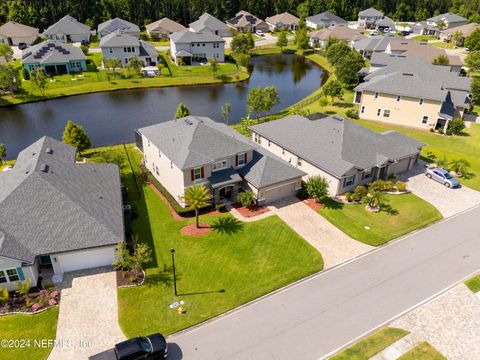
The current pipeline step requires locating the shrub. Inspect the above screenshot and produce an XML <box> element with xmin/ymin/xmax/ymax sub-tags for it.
<box><xmin>22</xmin><ymin>67</ymin><xmax>30</xmax><ymax>80</ymax></box>
<box><xmin>387</xmin><ymin>173</ymin><xmax>397</xmax><ymax>180</ymax></box>
<box><xmin>304</xmin><ymin>175</ymin><xmax>329</xmax><ymax>202</ymax></box>
<box><xmin>363</xmin><ymin>190</ymin><xmax>389</xmax><ymax>210</ymax></box>
<box><xmin>448</xmin><ymin>118</ymin><xmax>466</xmax><ymax>135</ymax></box>
<box><xmin>396</xmin><ymin>181</ymin><xmax>407</xmax><ymax>192</ymax></box>
<box><xmin>50</xmin><ymin>289</ymin><xmax>60</xmax><ymax>298</ymax></box>
<box><xmin>352</xmin><ymin>185</ymin><xmax>367</xmax><ymax>202</ymax></box>
<box><xmin>31</xmin><ymin>303</ymin><xmax>40</xmax><ymax>312</ymax></box>
<box><xmin>113</xmin><ymin>242</ymin><xmax>132</xmax><ymax>271</ymax></box>
<box><xmin>436</xmin><ymin>155</ymin><xmax>449</xmax><ymax>169</ymax></box>
<box><xmin>438</xmin><ymin>128</ymin><xmax>444</xmax><ymax>135</ymax></box>
<box><xmin>48</xmin><ymin>299</ymin><xmax>57</xmax><ymax>306</ymax></box>
<box><xmin>446</xmin><ymin>128</ymin><xmax>453</xmax><ymax>136</ymax></box>
<box><xmin>236</xmin><ymin>190</ymin><xmax>256</xmax><ymax>207</ymax></box>
<box><xmin>344</xmin><ymin>192</ymin><xmax>353</xmax><ymax>202</ymax></box>
<box><xmin>346</xmin><ymin>109</ymin><xmax>359</xmax><ymax>119</ymax></box>
<box><xmin>369</xmin><ymin>180</ymin><xmax>385</xmax><ymax>192</ymax></box>
<box><xmin>297</xmin><ymin>182</ymin><xmax>309</xmax><ymax>199</ymax></box>
<box><xmin>384</xmin><ymin>181</ymin><xmax>393</xmax><ymax>191</ymax></box>
<box><xmin>0</xmin><ymin>287</ymin><xmax>8</xmax><ymax>305</ymax></box>
<box><xmin>449</xmin><ymin>158</ymin><xmax>471</xmax><ymax>175</ymax></box>
<box><xmin>80</xmin><ymin>44</ymin><xmax>89</xmax><ymax>55</ymax></box>
<box><xmin>215</xmin><ymin>203</ymin><xmax>226</xmax><ymax>212</ymax></box>
<box><xmin>429</xmin><ymin>127</ymin><xmax>435</xmax><ymax>132</ymax></box>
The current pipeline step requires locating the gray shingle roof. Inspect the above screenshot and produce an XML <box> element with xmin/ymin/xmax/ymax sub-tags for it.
<box><xmin>306</xmin><ymin>11</ymin><xmax>347</xmax><ymax>26</ymax></box>
<box><xmin>145</xmin><ymin>17</ymin><xmax>186</xmax><ymax>34</ymax></box>
<box><xmin>358</xmin><ymin>7</ymin><xmax>384</xmax><ymax>17</ymax></box>
<box><xmin>189</xmin><ymin>13</ymin><xmax>230</xmax><ymax>33</ymax></box>
<box><xmin>137</xmin><ymin>117</ymin><xmax>304</xmax><ymax>188</ymax></box>
<box><xmin>43</xmin><ymin>15</ymin><xmax>90</xmax><ymax>36</ymax></box>
<box><xmin>100</xmin><ymin>30</ymin><xmax>139</xmax><ymax>47</ymax></box>
<box><xmin>249</xmin><ymin>115</ymin><xmax>422</xmax><ymax>178</ymax></box>
<box><xmin>0</xmin><ymin>137</ymin><xmax>124</xmax><ymax>263</ymax></box>
<box><xmin>98</xmin><ymin>18</ymin><xmax>140</xmax><ymax>36</ymax></box>
<box><xmin>227</xmin><ymin>11</ymin><xmax>266</xmax><ymax>28</ymax></box>
<box><xmin>428</xmin><ymin>12</ymin><xmax>467</xmax><ymax>23</ymax></box>
<box><xmin>265</xmin><ymin>12</ymin><xmax>299</xmax><ymax>26</ymax></box>
<box><xmin>22</xmin><ymin>40</ymin><xmax>85</xmax><ymax>65</ymax></box>
<box><xmin>0</xmin><ymin>21</ymin><xmax>38</xmax><ymax>37</ymax></box>
<box><xmin>353</xmin><ymin>34</ymin><xmax>399</xmax><ymax>52</ymax></box>
<box><xmin>170</xmin><ymin>29</ymin><xmax>224</xmax><ymax>43</ymax></box>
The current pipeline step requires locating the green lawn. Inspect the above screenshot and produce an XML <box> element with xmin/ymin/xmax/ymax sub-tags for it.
<box><xmin>330</xmin><ymin>327</ymin><xmax>409</xmax><ymax>359</ymax></box>
<box><xmin>83</xmin><ymin>145</ymin><xmax>323</xmax><ymax>337</ymax></box>
<box><xmin>0</xmin><ymin>307</ymin><xmax>59</xmax><ymax>360</ymax></box>
<box><xmin>412</xmin><ymin>35</ymin><xmax>438</xmax><ymax>41</ymax></box>
<box><xmin>431</xmin><ymin>41</ymin><xmax>455</xmax><ymax>49</ymax></box>
<box><xmin>465</xmin><ymin>274</ymin><xmax>480</xmax><ymax>293</ymax></box>
<box><xmin>354</xmin><ymin>119</ymin><xmax>480</xmax><ymax>191</ymax></box>
<box><xmin>398</xmin><ymin>342</ymin><xmax>446</xmax><ymax>360</ymax></box>
<box><xmin>319</xmin><ymin>194</ymin><xmax>442</xmax><ymax>246</ymax></box>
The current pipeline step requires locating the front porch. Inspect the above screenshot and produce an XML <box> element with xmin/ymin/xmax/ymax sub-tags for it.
<box><xmin>208</xmin><ymin>167</ymin><xmax>243</xmax><ymax>204</ymax></box>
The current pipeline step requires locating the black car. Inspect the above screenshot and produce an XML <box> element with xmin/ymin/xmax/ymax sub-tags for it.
<box><xmin>89</xmin><ymin>333</ymin><xmax>168</xmax><ymax>360</ymax></box>
<box><xmin>18</xmin><ymin>42</ymin><xmax>27</xmax><ymax>50</ymax></box>
<box><xmin>81</xmin><ymin>39</ymin><xmax>90</xmax><ymax>46</ymax></box>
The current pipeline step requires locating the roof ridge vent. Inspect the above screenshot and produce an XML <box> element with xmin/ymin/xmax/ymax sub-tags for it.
<box><xmin>39</xmin><ymin>163</ymin><xmax>49</xmax><ymax>173</ymax></box>
<box><xmin>45</xmin><ymin>148</ymin><xmax>53</xmax><ymax>154</ymax></box>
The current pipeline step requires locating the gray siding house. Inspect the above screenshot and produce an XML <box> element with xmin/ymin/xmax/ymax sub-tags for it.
<box><xmin>306</xmin><ymin>11</ymin><xmax>347</xmax><ymax>30</ymax></box>
<box><xmin>189</xmin><ymin>13</ymin><xmax>231</xmax><ymax>37</ymax></box>
<box><xmin>357</xmin><ymin>7</ymin><xmax>384</xmax><ymax>29</ymax></box>
<box><xmin>100</xmin><ymin>31</ymin><xmax>157</xmax><ymax>66</ymax></box>
<box><xmin>43</xmin><ymin>15</ymin><xmax>90</xmax><ymax>43</ymax></box>
<box><xmin>98</xmin><ymin>18</ymin><xmax>140</xmax><ymax>38</ymax></box>
<box><xmin>170</xmin><ymin>30</ymin><xmax>225</xmax><ymax>64</ymax></box>
<box><xmin>0</xmin><ymin>137</ymin><xmax>124</xmax><ymax>291</ymax></box>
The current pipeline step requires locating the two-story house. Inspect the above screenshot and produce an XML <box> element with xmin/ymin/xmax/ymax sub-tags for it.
<box><xmin>100</xmin><ymin>31</ymin><xmax>157</xmax><ymax>66</ymax></box>
<box><xmin>226</xmin><ymin>10</ymin><xmax>269</xmax><ymax>33</ymax></box>
<box><xmin>188</xmin><ymin>13</ymin><xmax>232</xmax><ymax>37</ymax></box>
<box><xmin>250</xmin><ymin>115</ymin><xmax>423</xmax><ymax>195</ymax></box>
<box><xmin>43</xmin><ymin>15</ymin><xmax>90</xmax><ymax>43</ymax></box>
<box><xmin>136</xmin><ymin>116</ymin><xmax>305</xmax><ymax>206</ymax></box>
<box><xmin>412</xmin><ymin>12</ymin><xmax>468</xmax><ymax>37</ymax></box>
<box><xmin>169</xmin><ymin>30</ymin><xmax>225</xmax><ymax>64</ymax></box>
<box><xmin>357</xmin><ymin>7</ymin><xmax>384</xmax><ymax>29</ymax></box>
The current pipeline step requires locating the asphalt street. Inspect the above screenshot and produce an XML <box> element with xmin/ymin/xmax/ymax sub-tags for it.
<box><xmin>168</xmin><ymin>205</ymin><xmax>480</xmax><ymax>360</ymax></box>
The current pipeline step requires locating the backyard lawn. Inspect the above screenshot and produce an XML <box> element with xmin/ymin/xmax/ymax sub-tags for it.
<box><xmin>0</xmin><ymin>307</ymin><xmax>59</xmax><ymax>360</ymax></box>
<box><xmin>83</xmin><ymin>145</ymin><xmax>324</xmax><ymax>337</ymax></box>
<box><xmin>354</xmin><ymin>119</ymin><xmax>480</xmax><ymax>191</ymax></box>
<box><xmin>319</xmin><ymin>194</ymin><xmax>442</xmax><ymax>246</ymax></box>
<box><xmin>330</xmin><ymin>327</ymin><xmax>409</xmax><ymax>360</ymax></box>
<box><xmin>398</xmin><ymin>342</ymin><xmax>446</xmax><ymax>360</ymax></box>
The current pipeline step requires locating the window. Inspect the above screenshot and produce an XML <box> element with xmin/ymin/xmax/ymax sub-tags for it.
<box><xmin>362</xmin><ymin>168</ymin><xmax>372</xmax><ymax>180</ymax></box>
<box><xmin>124</xmin><ymin>58</ymin><xmax>129</xmax><ymax>64</ymax></box>
<box><xmin>6</xmin><ymin>269</ymin><xmax>19</xmax><ymax>282</ymax></box>
<box><xmin>238</xmin><ymin>152</ymin><xmax>246</xmax><ymax>166</ymax></box>
<box><xmin>212</xmin><ymin>160</ymin><xmax>227</xmax><ymax>171</ymax></box>
<box><xmin>396</xmin><ymin>96</ymin><xmax>401</xmax><ymax>102</ymax></box>
<box><xmin>419</xmin><ymin>98</ymin><xmax>424</xmax><ymax>105</ymax></box>
<box><xmin>0</xmin><ymin>271</ymin><xmax>6</xmax><ymax>283</ymax></box>
<box><xmin>383</xmin><ymin>109</ymin><xmax>390</xmax><ymax>118</ymax></box>
<box><xmin>361</xmin><ymin>106</ymin><xmax>365</xmax><ymax>114</ymax></box>
<box><xmin>377</xmin><ymin>109</ymin><xmax>381</xmax><ymax>116</ymax></box>
<box><xmin>203</xmin><ymin>43</ymin><xmax>205</xmax><ymax>46</ymax></box>
<box><xmin>343</xmin><ymin>175</ymin><xmax>355</xmax><ymax>187</ymax></box>
<box><xmin>297</xmin><ymin>158</ymin><xmax>303</xmax><ymax>166</ymax></box>
<box><xmin>193</xmin><ymin>167</ymin><xmax>202</xmax><ymax>180</ymax></box>
<box><xmin>109</xmin><ymin>48</ymin><xmax>113</xmax><ymax>53</ymax></box>
<box><xmin>374</xmin><ymin>92</ymin><xmax>379</xmax><ymax>99</ymax></box>
<box><xmin>422</xmin><ymin>116</ymin><xmax>428</xmax><ymax>124</ymax></box>
<box><xmin>254</xmin><ymin>133</ymin><xmax>261</xmax><ymax>144</ymax></box>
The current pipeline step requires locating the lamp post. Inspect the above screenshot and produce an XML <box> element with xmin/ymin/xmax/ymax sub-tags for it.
<box><xmin>170</xmin><ymin>248</ymin><xmax>177</xmax><ymax>296</ymax></box>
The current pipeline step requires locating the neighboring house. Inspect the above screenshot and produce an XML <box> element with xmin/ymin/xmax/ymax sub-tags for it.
<box><xmin>100</xmin><ymin>31</ymin><xmax>157</xmax><ymax>66</ymax></box>
<box><xmin>170</xmin><ymin>30</ymin><xmax>225</xmax><ymax>65</ymax></box>
<box><xmin>265</xmin><ymin>12</ymin><xmax>299</xmax><ymax>31</ymax></box>
<box><xmin>0</xmin><ymin>21</ymin><xmax>39</xmax><ymax>46</ymax></box>
<box><xmin>226</xmin><ymin>10</ymin><xmax>269</xmax><ymax>33</ymax></box>
<box><xmin>250</xmin><ymin>115</ymin><xmax>423</xmax><ymax>195</ymax></box>
<box><xmin>0</xmin><ymin>137</ymin><xmax>124</xmax><ymax>291</ymax></box>
<box><xmin>189</xmin><ymin>13</ymin><xmax>232</xmax><ymax>37</ymax></box>
<box><xmin>385</xmin><ymin>39</ymin><xmax>462</xmax><ymax>72</ymax></box>
<box><xmin>439</xmin><ymin>23</ymin><xmax>480</xmax><ymax>44</ymax></box>
<box><xmin>145</xmin><ymin>17</ymin><xmax>186</xmax><ymax>39</ymax></box>
<box><xmin>412</xmin><ymin>13</ymin><xmax>468</xmax><ymax>37</ymax></box>
<box><xmin>22</xmin><ymin>40</ymin><xmax>87</xmax><ymax>74</ymax></box>
<box><xmin>353</xmin><ymin>54</ymin><xmax>471</xmax><ymax>131</ymax></box>
<box><xmin>375</xmin><ymin>16</ymin><xmax>395</xmax><ymax>33</ymax></box>
<box><xmin>353</xmin><ymin>34</ymin><xmax>399</xmax><ymax>58</ymax></box>
<box><xmin>136</xmin><ymin>116</ymin><xmax>305</xmax><ymax>206</ymax></box>
<box><xmin>98</xmin><ymin>17</ymin><xmax>140</xmax><ymax>38</ymax></box>
<box><xmin>357</xmin><ymin>7</ymin><xmax>384</xmax><ymax>29</ymax></box>
<box><xmin>42</xmin><ymin>15</ymin><xmax>90</xmax><ymax>43</ymax></box>
<box><xmin>306</xmin><ymin>11</ymin><xmax>347</xmax><ymax>30</ymax></box>
<box><xmin>309</xmin><ymin>24</ymin><xmax>365</xmax><ymax>48</ymax></box>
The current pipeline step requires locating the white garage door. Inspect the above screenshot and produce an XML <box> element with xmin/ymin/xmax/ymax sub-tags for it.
<box><xmin>264</xmin><ymin>182</ymin><xmax>297</xmax><ymax>203</ymax></box>
<box><xmin>56</xmin><ymin>246</ymin><xmax>116</xmax><ymax>273</ymax></box>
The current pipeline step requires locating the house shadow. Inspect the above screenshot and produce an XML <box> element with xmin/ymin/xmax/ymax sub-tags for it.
<box><xmin>211</xmin><ymin>217</ymin><xmax>244</xmax><ymax>235</ymax></box>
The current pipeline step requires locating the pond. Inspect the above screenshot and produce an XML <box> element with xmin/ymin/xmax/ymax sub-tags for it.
<box><xmin>0</xmin><ymin>53</ymin><xmax>326</xmax><ymax>157</ymax></box>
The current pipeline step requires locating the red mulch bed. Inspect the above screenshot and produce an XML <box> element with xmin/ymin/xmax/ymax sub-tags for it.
<box><xmin>180</xmin><ymin>223</ymin><xmax>212</xmax><ymax>236</ymax></box>
<box><xmin>303</xmin><ymin>198</ymin><xmax>324</xmax><ymax>211</ymax></box>
<box><xmin>116</xmin><ymin>270</ymin><xmax>145</xmax><ymax>287</ymax></box>
<box><xmin>233</xmin><ymin>203</ymin><xmax>270</xmax><ymax>218</ymax></box>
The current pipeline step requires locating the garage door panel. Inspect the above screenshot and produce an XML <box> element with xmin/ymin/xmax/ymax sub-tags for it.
<box><xmin>264</xmin><ymin>183</ymin><xmax>297</xmax><ymax>203</ymax></box>
<box><xmin>57</xmin><ymin>247</ymin><xmax>116</xmax><ymax>273</ymax></box>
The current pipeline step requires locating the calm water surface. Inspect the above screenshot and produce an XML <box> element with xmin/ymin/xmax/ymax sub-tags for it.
<box><xmin>0</xmin><ymin>54</ymin><xmax>325</xmax><ymax>157</ymax></box>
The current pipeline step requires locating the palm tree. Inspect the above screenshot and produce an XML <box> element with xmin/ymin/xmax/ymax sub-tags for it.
<box><xmin>449</xmin><ymin>159</ymin><xmax>470</xmax><ymax>176</ymax></box>
<box><xmin>104</xmin><ymin>58</ymin><xmax>122</xmax><ymax>78</ymax></box>
<box><xmin>363</xmin><ymin>191</ymin><xmax>388</xmax><ymax>210</ymax></box>
<box><xmin>180</xmin><ymin>184</ymin><xmax>212</xmax><ymax>228</ymax></box>
<box><xmin>128</xmin><ymin>56</ymin><xmax>144</xmax><ymax>74</ymax></box>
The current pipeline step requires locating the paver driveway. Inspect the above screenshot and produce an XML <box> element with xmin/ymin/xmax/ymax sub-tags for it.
<box><xmin>400</xmin><ymin>164</ymin><xmax>480</xmax><ymax>218</ymax></box>
<box><xmin>48</xmin><ymin>267</ymin><xmax>125</xmax><ymax>360</ymax></box>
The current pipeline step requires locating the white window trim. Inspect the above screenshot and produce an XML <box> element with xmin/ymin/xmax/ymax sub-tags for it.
<box><xmin>238</xmin><ymin>152</ymin><xmax>246</xmax><ymax>166</ymax></box>
<box><xmin>212</xmin><ymin>159</ymin><xmax>227</xmax><ymax>172</ymax></box>
<box><xmin>193</xmin><ymin>167</ymin><xmax>202</xmax><ymax>180</ymax></box>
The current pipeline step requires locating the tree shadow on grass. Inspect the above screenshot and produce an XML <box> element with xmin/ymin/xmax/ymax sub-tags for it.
<box><xmin>462</xmin><ymin>171</ymin><xmax>476</xmax><ymax>180</ymax></box>
<box><xmin>211</xmin><ymin>217</ymin><xmax>244</xmax><ymax>235</ymax></box>
<box><xmin>145</xmin><ymin>266</ymin><xmax>177</xmax><ymax>287</ymax></box>
<box><xmin>382</xmin><ymin>204</ymin><xmax>399</xmax><ymax>215</ymax></box>
<box><xmin>321</xmin><ymin>197</ymin><xmax>344</xmax><ymax>210</ymax></box>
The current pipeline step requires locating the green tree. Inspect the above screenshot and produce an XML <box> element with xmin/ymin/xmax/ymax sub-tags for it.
<box><xmin>393</xmin><ymin>3</ymin><xmax>414</xmax><ymax>21</ymax></box>
<box><xmin>175</xmin><ymin>102</ymin><xmax>190</xmax><ymax>119</ymax></box>
<box><xmin>335</xmin><ymin>51</ymin><xmax>365</xmax><ymax>88</ymax></box>
<box><xmin>465</xmin><ymin>51</ymin><xmax>480</xmax><ymax>72</ymax></box>
<box><xmin>325</xmin><ymin>36</ymin><xmax>338</xmax><ymax>50</ymax></box>
<box><xmin>448</xmin><ymin>118</ymin><xmax>466</xmax><ymax>135</ymax></box>
<box><xmin>0</xmin><ymin>64</ymin><xmax>19</xmax><ymax>95</ymax></box>
<box><xmin>325</xmin><ymin>41</ymin><xmax>352</xmax><ymax>66</ymax></box>
<box><xmin>236</xmin><ymin>190</ymin><xmax>256</xmax><ymax>207</ymax></box>
<box><xmin>0</xmin><ymin>143</ymin><xmax>6</xmax><ymax>165</ymax></box>
<box><xmin>8</xmin><ymin>0</ymin><xmax>28</xmax><ymax>23</ymax></box>
<box><xmin>62</xmin><ymin>120</ymin><xmax>91</xmax><ymax>154</ymax></box>
<box><xmin>432</xmin><ymin>55</ymin><xmax>450</xmax><ymax>66</ymax></box>
<box><xmin>113</xmin><ymin>242</ymin><xmax>133</xmax><ymax>270</ymax></box>
<box><xmin>127</xmin><ymin>55</ymin><xmax>144</xmax><ymax>74</ymax></box>
<box><xmin>231</xmin><ymin>33</ymin><xmax>254</xmax><ymax>54</ymax></box>
<box><xmin>465</xmin><ymin>28</ymin><xmax>480</xmax><ymax>51</ymax></box>
<box><xmin>297</xmin><ymin>1</ymin><xmax>309</xmax><ymax>19</ymax></box>
<box><xmin>0</xmin><ymin>43</ymin><xmax>13</xmax><ymax>62</ymax></box>
<box><xmin>234</xmin><ymin>53</ymin><xmax>251</xmax><ymax>68</ymax></box>
<box><xmin>245</xmin><ymin>31</ymin><xmax>255</xmax><ymax>50</ymax></box>
<box><xmin>15</xmin><ymin>279</ymin><xmax>32</xmax><ymax>305</ymax></box>
<box><xmin>436</xmin><ymin>19</ymin><xmax>447</xmax><ymax>30</ymax></box>
<box><xmin>22</xmin><ymin>67</ymin><xmax>30</xmax><ymax>80</ymax></box>
<box><xmin>322</xmin><ymin>80</ymin><xmax>344</xmax><ymax>103</ymax></box>
<box><xmin>104</xmin><ymin>57</ymin><xmax>122</xmax><ymax>78</ymax></box>
<box><xmin>304</xmin><ymin>176</ymin><xmax>329</xmax><ymax>202</ymax></box>
<box><xmin>471</xmin><ymin>77</ymin><xmax>480</xmax><ymax>104</ymax></box>
<box><xmin>263</xmin><ymin>85</ymin><xmax>280</xmax><ymax>116</ymax></box>
<box><xmin>30</xmin><ymin>68</ymin><xmax>48</xmax><ymax>96</ymax></box>
<box><xmin>452</xmin><ymin>31</ymin><xmax>463</xmax><ymax>46</ymax></box>
<box><xmin>208</xmin><ymin>57</ymin><xmax>218</xmax><ymax>74</ymax></box>
<box><xmin>180</xmin><ymin>184</ymin><xmax>212</xmax><ymax>228</ymax></box>
<box><xmin>363</xmin><ymin>191</ymin><xmax>389</xmax><ymax>210</ymax></box>
<box><xmin>295</xmin><ymin>19</ymin><xmax>309</xmax><ymax>50</ymax></box>
<box><xmin>221</xmin><ymin>102</ymin><xmax>231</xmax><ymax>125</ymax></box>
<box><xmin>449</xmin><ymin>158</ymin><xmax>470</xmax><ymax>175</ymax></box>
<box><xmin>131</xmin><ymin>238</ymin><xmax>152</xmax><ymax>275</ymax></box>
<box><xmin>276</xmin><ymin>29</ymin><xmax>288</xmax><ymax>50</ymax></box>
<box><xmin>247</xmin><ymin>86</ymin><xmax>264</xmax><ymax>121</ymax></box>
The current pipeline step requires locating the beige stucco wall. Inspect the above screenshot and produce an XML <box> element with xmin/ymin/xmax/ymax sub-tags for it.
<box><xmin>358</xmin><ymin>91</ymin><xmax>443</xmax><ymax>129</ymax></box>
<box><xmin>0</xmin><ymin>256</ymin><xmax>38</xmax><ymax>292</ymax></box>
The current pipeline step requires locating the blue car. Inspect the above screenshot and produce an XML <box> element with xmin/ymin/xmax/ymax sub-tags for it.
<box><xmin>425</xmin><ymin>167</ymin><xmax>460</xmax><ymax>188</ymax></box>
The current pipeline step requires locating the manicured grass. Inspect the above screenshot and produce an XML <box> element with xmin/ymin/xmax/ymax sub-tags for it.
<box><xmin>465</xmin><ymin>274</ymin><xmax>480</xmax><ymax>293</ymax></box>
<box><xmin>84</xmin><ymin>145</ymin><xmax>323</xmax><ymax>337</ymax></box>
<box><xmin>431</xmin><ymin>41</ymin><xmax>455</xmax><ymax>49</ymax></box>
<box><xmin>319</xmin><ymin>194</ymin><xmax>442</xmax><ymax>246</ymax></box>
<box><xmin>412</xmin><ymin>35</ymin><xmax>438</xmax><ymax>41</ymax></box>
<box><xmin>354</xmin><ymin>119</ymin><xmax>480</xmax><ymax>191</ymax></box>
<box><xmin>0</xmin><ymin>307</ymin><xmax>59</xmax><ymax>360</ymax></box>
<box><xmin>0</xmin><ymin>159</ymin><xmax>15</xmax><ymax>171</ymax></box>
<box><xmin>330</xmin><ymin>327</ymin><xmax>409</xmax><ymax>359</ymax></box>
<box><xmin>398</xmin><ymin>342</ymin><xmax>446</xmax><ymax>360</ymax></box>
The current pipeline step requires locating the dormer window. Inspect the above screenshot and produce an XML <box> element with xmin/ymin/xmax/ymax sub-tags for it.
<box><xmin>237</xmin><ymin>152</ymin><xmax>246</xmax><ymax>166</ymax></box>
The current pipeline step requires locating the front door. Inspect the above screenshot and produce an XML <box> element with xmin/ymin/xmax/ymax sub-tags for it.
<box><xmin>435</xmin><ymin>119</ymin><xmax>446</xmax><ymax>130</ymax></box>
<box><xmin>40</xmin><ymin>255</ymin><xmax>52</xmax><ymax>267</ymax></box>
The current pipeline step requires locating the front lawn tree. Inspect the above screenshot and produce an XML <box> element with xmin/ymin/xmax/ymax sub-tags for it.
<box><xmin>180</xmin><ymin>184</ymin><xmax>212</xmax><ymax>229</ymax></box>
<box><xmin>0</xmin><ymin>143</ymin><xmax>6</xmax><ymax>165</ymax></box>
<box><xmin>62</xmin><ymin>120</ymin><xmax>91</xmax><ymax>154</ymax></box>
<box><xmin>221</xmin><ymin>102</ymin><xmax>231</xmax><ymax>125</ymax></box>
<box><xmin>322</xmin><ymin>80</ymin><xmax>344</xmax><ymax>103</ymax></box>
<box><xmin>276</xmin><ymin>29</ymin><xmax>288</xmax><ymax>50</ymax></box>
<box><xmin>363</xmin><ymin>191</ymin><xmax>388</xmax><ymax>211</ymax></box>
<box><xmin>0</xmin><ymin>43</ymin><xmax>13</xmax><ymax>62</ymax></box>
<box><xmin>131</xmin><ymin>238</ymin><xmax>152</xmax><ymax>275</ymax></box>
<box><xmin>175</xmin><ymin>102</ymin><xmax>190</xmax><ymax>119</ymax></box>
<box><xmin>208</xmin><ymin>57</ymin><xmax>218</xmax><ymax>74</ymax></box>
<box><xmin>231</xmin><ymin>33</ymin><xmax>254</xmax><ymax>54</ymax></box>
<box><xmin>263</xmin><ymin>85</ymin><xmax>280</xmax><ymax>116</ymax></box>
<box><xmin>295</xmin><ymin>19</ymin><xmax>309</xmax><ymax>51</ymax></box>
<box><xmin>247</xmin><ymin>86</ymin><xmax>264</xmax><ymax>121</ymax></box>
<box><xmin>335</xmin><ymin>51</ymin><xmax>365</xmax><ymax>88</ymax></box>
<box><xmin>465</xmin><ymin>51</ymin><xmax>480</xmax><ymax>72</ymax></box>
<box><xmin>449</xmin><ymin>158</ymin><xmax>470</xmax><ymax>176</ymax></box>
<box><xmin>448</xmin><ymin>118</ymin><xmax>466</xmax><ymax>135</ymax></box>
<box><xmin>465</xmin><ymin>28</ymin><xmax>480</xmax><ymax>51</ymax></box>
<box><xmin>31</xmin><ymin>68</ymin><xmax>48</xmax><ymax>96</ymax></box>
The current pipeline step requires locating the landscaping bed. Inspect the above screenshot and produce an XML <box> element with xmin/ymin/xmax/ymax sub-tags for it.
<box><xmin>232</xmin><ymin>203</ymin><xmax>270</xmax><ymax>217</ymax></box>
<box><xmin>117</xmin><ymin>270</ymin><xmax>145</xmax><ymax>288</ymax></box>
<box><xmin>303</xmin><ymin>198</ymin><xmax>324</xmax><ymax>211</ymax></box>
<box><xmin>180</xmin><ymin>223</ymin><xmax>213</xmax><ymax>236</ymax></box>
<box><xmin>0</xmin><ymin>287</ymin><xmax>60</xmax><ymax>315</ymax></box>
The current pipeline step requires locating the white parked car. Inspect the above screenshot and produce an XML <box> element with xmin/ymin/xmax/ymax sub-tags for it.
<box><xmin>255</xmin><ymin>30</ymin><xmax>265</xmax><ymax>37</ymax></box>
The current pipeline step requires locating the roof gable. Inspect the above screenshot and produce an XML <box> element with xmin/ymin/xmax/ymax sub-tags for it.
<box><xmin>43</xmin><ymin>15</ymin><xmax>90</xmax><ymax>36</ymax></box>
